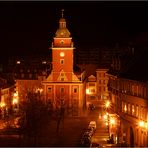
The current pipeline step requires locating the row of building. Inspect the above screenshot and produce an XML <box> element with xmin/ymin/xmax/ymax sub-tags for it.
<box><xmin>107</xmin><ymin>46</ymin><xmax>148</xmax><ymax>146</ymax></box>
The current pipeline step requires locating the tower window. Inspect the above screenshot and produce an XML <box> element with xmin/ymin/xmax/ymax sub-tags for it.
<box><xmin>61</xmin><ymin>78</ymin><xmax>64</xmax><ymax>81</ymax></box>
<box><xmin>73</xmin><ymin>88</ymin><xmax>78</xmax><ymax>93</ymax></box>
<box><xmin>60</xmin><ymin>87</ymin><xmax>64</xmax><ymax>93</ymax></box>
<box><xmin>60</xmin><ymin>59</ymin><xmax>64</xmax><ymax>64</ymax></box>
<box><xmin>48</xmin><ymin>87</ymin><xmax>52</xmax><ymax>93</ymax></box>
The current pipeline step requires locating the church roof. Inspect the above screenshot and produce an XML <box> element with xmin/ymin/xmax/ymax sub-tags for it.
<box><xmin>55</xmin><ymin>9</ymin><xmax>70</xmax><ymax>38</ymax></box>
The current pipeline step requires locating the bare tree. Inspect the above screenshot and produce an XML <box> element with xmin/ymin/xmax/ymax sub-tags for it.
<box><xmin>18</xmin><ymin>91</ymin><xmax>52</xmax><ymax>146</ymax></box>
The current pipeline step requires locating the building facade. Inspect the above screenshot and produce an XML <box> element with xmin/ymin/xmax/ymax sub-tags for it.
<box><xmin>107</xmin><ymin>48</ymin><xmax>148</xmax><ymax>147</ymax></box>
<box><xmin>108</xmin><ymin>75</ymin><xmax>148</xmax><ymax>146</ymax></box>
<box><xmin>0</xmin><ymin>74</ymin><xmax>15</xmax><ymax>118</ymax></box>
<box><xmin>96</xmin><ymin>69</ymin><xmax>109</xmax><ymax>100</ymax></box>
<box><xmin>42</xmin><ymin>12</ymin><xmax>86</xmax><ymax>116</ymax></box>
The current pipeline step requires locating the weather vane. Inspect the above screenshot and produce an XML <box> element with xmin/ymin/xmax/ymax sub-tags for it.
<box><xmin>61</xmin><ymin>9</ymin><xmax>64</xmax><ymax>18</ymax></box>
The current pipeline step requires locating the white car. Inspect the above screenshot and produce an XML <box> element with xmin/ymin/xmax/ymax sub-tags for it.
<box><xmin>89</xmin><ymin>121</ymin><xmax>96</xmax><ymax>130</ymax></box>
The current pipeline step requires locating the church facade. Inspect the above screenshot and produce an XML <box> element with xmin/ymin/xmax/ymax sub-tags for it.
<box><xmin>42</xmin><ymin>11</ymin><xmax>86</xmax><ymax>116</ymax></box>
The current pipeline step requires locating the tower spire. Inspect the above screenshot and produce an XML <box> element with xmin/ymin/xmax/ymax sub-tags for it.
<box><xmin>61</xmin><ymin>9</ymin><xmax>64</xmax><ymax>18</ymax></box>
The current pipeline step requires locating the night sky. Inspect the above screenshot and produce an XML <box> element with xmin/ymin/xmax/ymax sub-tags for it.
<box><xmin>1</xmin><ymin>1</ymin><xmax>148</xmax><ymax>62</ymax></box>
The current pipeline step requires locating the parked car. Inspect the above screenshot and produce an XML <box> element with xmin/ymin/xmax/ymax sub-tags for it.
<box><xmin>90</xmin><ymin>142</ymin><xmax>104</xmax><ymax>148</ymax></box>
<box><xmin>81</xmin><ymin>131</ymin><xmax>92</xmax><ymax>146</ymax></box>
<box><xmin>88</xmin><ymin>121</ymin><xmax>97</xmax><ymax>130</ymax></box>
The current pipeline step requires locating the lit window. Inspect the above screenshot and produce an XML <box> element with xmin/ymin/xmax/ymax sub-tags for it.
<box><xmin>124</xmin><ymin>104</ymin><xmax>127</xmax><ymax>113</ymax></box>
<box><xmin>132</xmin><ymin>105</ymin><xmax>135</xmax><ymax>116</ymax></box>
<box><xmin>86</xmin><ymin>89</ymin><xmax>90</xmax><ymax>94</ymax></box>
<box><xmin>16</xmin><ymin>61</ymin><xmax>21</xmax><ymax>64</ymax></box>
<box><xmin>42</xmin><ymin>61</ymin><xmax>47</xmax><ymax>64</ymax></box>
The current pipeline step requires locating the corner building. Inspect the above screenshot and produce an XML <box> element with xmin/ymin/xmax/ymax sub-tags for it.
<box><xmin>42</xmin><ymin>12</ymin><xmax>86</xmax><ymax>116</ymax></box>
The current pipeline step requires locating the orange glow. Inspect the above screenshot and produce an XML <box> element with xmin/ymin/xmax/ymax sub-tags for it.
<box><xmin>124</xmin><ymin>105</ymin><xmax>127</xmax><ymax>112</ymax></box>
<box><xmin>0</xmin><ymin>102</ymin><xmax>6</xmax><ymax>108</ymax></box>
<box><xmin>16</xmin><ymin>61</ymin><xmax>21</xmax><ymax>64</ymax></box>
<box><xmin>86</xmin><ymin>89</ymin><xmax>90</xmax><ymax>94</ymax></box>
<box><xmin>105</xmin><ymin>122</ymin><xmax>108</xmax><ymax>126</ymax></box>
<box><xmin>105</xmin><ymin>100</ymin><xmax>110</xmax><ymax>108</ymax></box>
<box><xmin>139</xmin><ymin>121</ymin><xmax>144</xmax><ymax>127</ymax></box>
<box><xmin>132</xmin><ymin>108</ymin><xmax>135</xmax><ymax>113</ymax></box>
<box><xmin>110</xmin><ymin>118</ymin><xmax>115</xmax><ymax>125</ymax></box>
<box><xmin>104</xmin><ymin>114</ymin><xmax>107</xmax><ymax>120</ymax></box>
<box><xmin>14</xmin><ymin>92</ymin><xmax>18</xmax><ymax>97</ymax></box>
<box><xmin>12</xmin><ymin>98</ymin><xmax>18</xmax><ymax>105</ymax></box>
<box><xmin>36</xmin><ymin>88</ymin><xmax>43</xmax><ymax>93</ymax></box>
<box><xmin>60</xmin><ymin>52</ymin><xmax>65</xmax><ymax>57</ymax></box>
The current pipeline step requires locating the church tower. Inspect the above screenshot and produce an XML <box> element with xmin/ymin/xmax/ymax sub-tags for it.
<box><xmin>51</xmin><ymin>9</ymin><xmax>74</xmax><ymax>82</ymax></box>
<box><xmin>42</xmin><ymin>10</ymin><xmax>86</xmax><ymax>116</ymax></box>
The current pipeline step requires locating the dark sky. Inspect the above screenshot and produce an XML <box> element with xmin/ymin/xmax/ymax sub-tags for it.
<box><xmin>1</xmin><ymin>1</ymin><xmax>148</xmax><ymax>61</ymax></box>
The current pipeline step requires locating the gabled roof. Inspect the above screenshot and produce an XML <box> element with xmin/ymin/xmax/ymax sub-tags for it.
<box><xmin>88</xmin><ymin>75</ymin><xmax>96</xmax><ymax>82</ymax></box>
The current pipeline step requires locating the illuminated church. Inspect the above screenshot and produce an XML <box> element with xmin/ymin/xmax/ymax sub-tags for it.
<box><xmin>42</xmin><ymin>10</ymin><xmax>86</xmax><ymax>116</ymax></box>
<box><xmin>13</xmin><ymin>10</ymin><xmax>108</xmax><ymax>116</ymax></box>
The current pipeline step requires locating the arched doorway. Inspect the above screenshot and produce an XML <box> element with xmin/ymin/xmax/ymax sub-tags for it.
<box><xmin>130</xmin><ymin>126</ymin><xmax>134</xmax><ymax>147</ymax></box>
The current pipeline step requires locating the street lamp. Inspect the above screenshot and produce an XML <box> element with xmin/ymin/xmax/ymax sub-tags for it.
<box><xmin>0</xmin><ymin>102</ymin><xmax>6</xmax><ymax>118</ymax></box>
<box><xmin>104</xmin><ymin>112</ymin><xmax>110</xmax><ymax>139</ymax></box>
<box><xmin>12</xmin><ymin>91</ymin><xmax>19</xmax><ymax>114</ymax></box>
<box><xmin>105</xmin><ymin>100</ymin><xmax>110</xmax><ymax>109</ymax></box>
<box><xmin>139</xmin><ymin>120</ymin><xmax>147</xmax><ymax>129</ymax></box>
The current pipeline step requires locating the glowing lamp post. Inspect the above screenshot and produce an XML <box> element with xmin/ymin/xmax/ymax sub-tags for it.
<box><xmin>105</xmin><ymin>100</ymin><xmax>110</xmax><ymax>109</ymax></box>
<box><xmin>12</xmin><ymin>91</ymin><xmax>19</xmax><ymax>114</ymax></box>
<box><xmin>0</xmin><ymin>102</ymin><xmax>6</xmax><ymax>118</ymax></box>
<box><xmin>104</xmin><ymin>100</ymin><xmax>111</xmax><ymax>139</ymax></box>
<box><xmin>0</xmin><ymin>102</ymin><xmax>6</xmax><ymax>108</ymax></box>
<box><xmin>139</xmin><ymin>121</ymin><xmax>147</xmax><ymax>129</ymax></box>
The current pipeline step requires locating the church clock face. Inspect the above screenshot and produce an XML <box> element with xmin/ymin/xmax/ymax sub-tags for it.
<box><xmin>60</xmin><ymin>52</ymin><xmax>65</xmax><ymax>57</ymax></box>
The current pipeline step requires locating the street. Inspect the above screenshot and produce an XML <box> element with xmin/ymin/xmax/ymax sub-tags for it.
<box><xmin>0</xmin><ymin>106</ymin><xmax>111</xmax><ymax>147</ymax></box>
